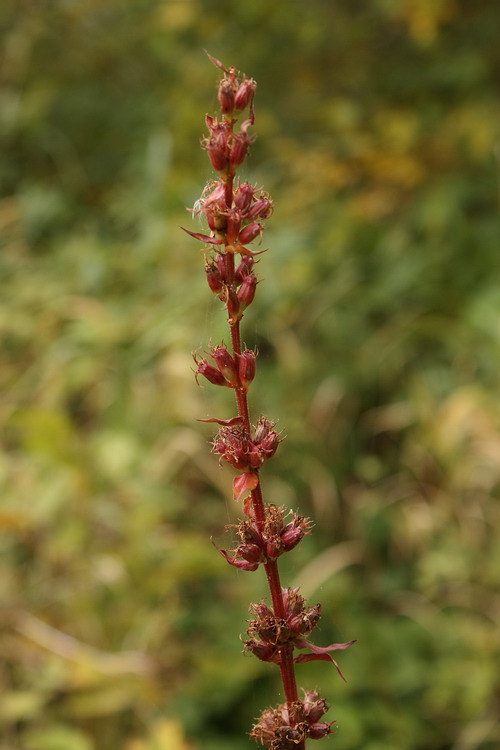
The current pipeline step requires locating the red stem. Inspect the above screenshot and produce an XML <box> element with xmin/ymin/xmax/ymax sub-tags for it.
<box><xmin>228</xmin><ymin>296</ymin><xmax>301</xmax><ymax>708</ymax></box>
<box><xmin>222</xmin><ymin>153</ymin><xmax>304</xmax><ymax>748</ymax></box>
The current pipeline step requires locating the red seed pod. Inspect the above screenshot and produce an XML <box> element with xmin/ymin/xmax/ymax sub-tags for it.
<box><xmin>234</xmin><ymin>181</ymin><xmax>256</xmax><ymax>212</ymax></box>
<box><xmin>309</xmin><ymin>722</ymin><xmax>334</xmax><ymax>739</ymax></box>
<box><xmin>236</xmin><ymin>349</ymin><xmax>256</xmax><ymax>389</ymax></box>
<box><xmin>250</xmin><ymin>601</ymin><xmax>274</xmax><ymax>620</ymax></box>
<box><xmin>265</xmin><ymin>537</ymin><xmax>284</xmax><ymax>561</ymax></box>
<box><xmin>204</xmin><ymin>261</ymin><xmax>223</xmax><ymax>295</ymax></box>
<box><xmin>238</xmin><ymin>221</ymin><xmax>262</xmax><ymax>245</ymax></box>
<box><xmin>253</xmin><ymin>417</ymin><xmax>276</xmax><ymax>445</ymax></box>
<box><xmin>244</xmin><ymin>640</ymin><xmax>278</xmax><ymax>663</ymax></box>
<box><xmin>218</xmin><ymin>80</ymin><xmax>235</xmax><ymax>114</ymax></box>
<box><xmin>234</xmin><ymin>78</ymin><xmax>256</xmax><ymax>111</ymax></box>
<box><xmin>229</xmin><ymin>131</ymin><xmax>251</xmax><ymax>167</ymax></box>
<box><xmin>302</xmin><ymin>691</ymin><xmax>329</xmax><ymax>724</ymax></box>
<box><xmin>247</xmin><ymin>196</ymin><xmax>273</xmax><ymax>220</ymax></box>
<box><xmin>258</xmin><ymin>430</ymin><xmax>280</xmax><ymax>460</ymax></box>
<box><xmin>215</xmin><ymin>253</ymin><xmax>227</xmax><ymax>279</ymax></box>
<box><xmin>226</xmin><ymin>286</ymin><xmax>242</xmax><ymax>324</ymax></box>
<box><xmin>204</xmin><ymin>115</ymin><xmax>229</xmax><ymax>172</ymax></box>
<box><xmin>194</xmin><ymin>355</ymin><xmax>229</xmax><ymax>387</ymax></box>
<box><xmin>237</xmin><ymin>273</ymin><xmax>258</xmax><ymax>309</ymax></box>
<box><xmin>235</xmin><ymin>256</ymin><xmax>255</xmax><ymax>284</ymax></box>
<box><xmin>280</xmin><ymin>525</ymin><xmax>305</xmax><ymax>552</ymax></box>
<box><xmin>225</xmin><ymin>210</ymin><xmax>242</xmax><ymax>244</ymax></box>
<box><xmin>210</xmin><ymin>345</ymin><xmax>239</xmax><ymax>386</ymax></box>
<box><xmin>237</xmin><ymin>543</ymin><xmax>264</xmax><ymax>564</ymax></box>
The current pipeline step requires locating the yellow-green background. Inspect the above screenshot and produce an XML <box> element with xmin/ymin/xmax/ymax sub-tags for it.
<box><xmin>1</xmin><ymin>1</ymin><xmax>499</xmax><ymax>748</ymax></box>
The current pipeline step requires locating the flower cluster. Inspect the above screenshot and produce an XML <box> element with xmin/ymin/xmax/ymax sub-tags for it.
<box><xmin>194</xmin><ymin>344</ymin><xmax>256</xmax><ymax>390</ymax></box>
<box><xmin>212</xmin><ymin>417</ymin><xmax>282</xmax><ymax>472</ymax></box>
<box><xmin>250</xmin><ymin>691</ymin><xmax>335</xmax><ymax>749</ymax></box>
<box><xmin>244</xmin><ymin>588</ymin><xmax>355</xmax><ymax>680</ymax></box>
<box><xmin>218</xmin><ymin>505</ymin><xmax>313</xmax><ymax>571</ymax></box>
<box><xmin>197</xmin><ymin>179</ymin><xmax>273</xmax><ymax>249</ymax></box>
<box><xmin>187</xmin><ymin>56</ymin><xmax>354</xmax><ymax>749</ymax></box>
<box><xmin>200</xmin><ymin>55</ymin><xmax>256</xmax><ymax>176</ymax></box>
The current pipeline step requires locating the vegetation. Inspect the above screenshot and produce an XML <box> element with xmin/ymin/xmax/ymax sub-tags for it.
<box><xmin>1</xmin><ymin>1</ymin><xmax>499</xmax><ymax>748</ymax></box>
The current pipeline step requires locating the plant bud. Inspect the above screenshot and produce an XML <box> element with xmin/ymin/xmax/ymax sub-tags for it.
<box><xmin>211</xmin><ymin>345</ymin><xmax>239</xmax><ymax>385</ymax></box>
<box><xmin>234</xmin><ymin>78</ymin><xmax>256</xmax><ymax>110</ymax></box>
<box><xmin>204</xmin><ymin>261</ymin><xmax>223</xmax><ymax>295</ymax></box>
<box><xmin>235</xmin><ymin>256</ymin><xmax>255</xmax><ymax>284</ymax></box>
<box><xmin>229</xmin><ymin>131</ymin><xmax>250</xmax><ymax>167</ymax></box>
<box><xmin>225</xmin><ymin>211</ymin><xmax>241</xmax><ymax>244</ymax></box>
<box><xmin>236</xmin><ymin>349</ymin><xmax>256</xmax><ymax>389</ymax></box>
<box><xmin>309</xmin><ymin>722</ymin><xmax>334</xmax><ymax>739</ymax></box>
<box><xmin>302</xmin><ymin>691</ymin><xmax>329</xmax><ymax>724</ymax></box>
<box><xmin>238</xmin><ymin>221</ymin><xmax>262</xmax><ymax>245</ymax></box>
<box><xmin>247</xmin><ymin>197</ymin><xmax>273</xmax><ymax>220</ymax></box>
<box><xmin>218</xmin><ymin>80</ymin><xmax>235</xmax><ymax>114</ymax></box>
<box><xmin>226</xmin><ymin>286</ymin><xmax>242</xmax><ymax>324</ymax></box>
<box><xmin>265</xmin><ymin>537</ymin><xmax>284</xmax><ymax>560</ymax></box>
<box><xmin>244</xmin><ymin>640</ymin><xmax>277</xmax><ymax>663</ymax></box>
<box><xmin>194</xmin><ymin>355</ymin><xmax>229</xmax><ymax>387</ymax></box>
<box><xmin>280</xmin><ymin>525</ymin><xmax>304</xmax><ymax>552</ymax></box>
<box><xmin>234</xmin><ymin>181</ymin><xmax>255</xmax><ymax>212</ymax></box>
<box><xmin>237</xmin><ymin>273</ymin><xmax>258</xmax><ymax>309</ymax></box>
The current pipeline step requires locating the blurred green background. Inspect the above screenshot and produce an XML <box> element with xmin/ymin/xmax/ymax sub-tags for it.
<box><xmin>1</xmin><ymin>1</ymin><xmax>500</xmax><ymax>748</ymax></box>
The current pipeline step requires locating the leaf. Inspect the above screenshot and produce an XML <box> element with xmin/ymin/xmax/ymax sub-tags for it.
<box><xmin>233</xmin><ymin>471</ymin><xmax>259</xmax><ymax>500</ymax></box>
<box><xmin>179</xmin><ymin>226</ymin><xmax>222</xmax><ymax>244</ymax></box>
<box><xmin>294</xmin><ymin>639</ymin><xmax>356</xmax><ymax>681</ymax></box>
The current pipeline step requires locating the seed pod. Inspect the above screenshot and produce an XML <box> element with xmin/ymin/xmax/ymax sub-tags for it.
<box><xmin>236</xmin><ymin>349</ymin><xmax>256</xmax><ymax>389</ymax></box>
<box><xmin>194</xmin><ymin>355</ymin><xmax>229</xmax><ymax>387</ymax></box>
<box><xmin>211</xmin><ymin>345</ymin><xmax>239</xmax><ymax>386</ymax></box>
<box><xmin>234</xmin><ymin>78</ymin><xmax>256</xmax><ymax>111</ymax></box>
<box><xmin>238</xmin><ymin>221</ymin><xmax>262</xmax><ymax>246</ymax></box>
<box><xmin>237</xmin><ymin>273</ymin><xmax>258</xmax><ymax>309</ymax></box>
<box><xmin>204</xmin><ymin>261</ymin><xmax>224</xmax><ymax>295</ymax></box>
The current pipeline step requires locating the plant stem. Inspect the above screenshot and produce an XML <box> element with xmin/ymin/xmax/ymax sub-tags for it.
<box><xmin>228</xmin><ymin>313</ymin><xmax>301</xmax><ymax>712</ymax></box>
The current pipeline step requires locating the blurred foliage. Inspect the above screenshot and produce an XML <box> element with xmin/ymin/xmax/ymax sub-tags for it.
<box><xmin>1</xmin><ymin>0</ymin><xmax>500</xmax><ymax>748</ymax></box>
